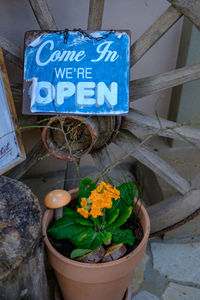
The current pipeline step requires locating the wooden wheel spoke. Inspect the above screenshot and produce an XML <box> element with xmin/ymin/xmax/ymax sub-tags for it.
<box><xmin>91</xmin><ymin>148</ymin><xmax>113</xmax><ymax>181</ymax></box>
<box><xmin>122</xmin><ymin>108</ymin><xmax>200</xmax><ymax>144</ymax></box>
<box><xmin>29</xmin><ymin>0</ymin><xmax>57</xmax><ymax>30</ymax></box>
<box><xmin>130</xmin><ymin>5</ymin><xmax>182</xmax><ymax>67</ymax></box>
<box><xmin>87</xmin><ymin>0</ymin><xmax>105</xmax><ymax>30</ymax></box>
<box><xmin>7</xmin><ymin>140</ymin><xmax>47</xmax><ymax>180</ymax></box>
<box><xmin>114</xmin><ymin>130</ymin><xmax>190</xmax><ymax>195</ymax></box>
<box><xmin>148</xmin><ymin>189</ymin><xmax>200</xmax><ymax>234</ymax></box>
<box><xmin>168</xmin><ymin>0</ymin><xmax>200</xmax><ymax>31</ymax></box>
<box><xmin>0</xmin><ymin>36</ymin><xmax>23</xmax><ymax>69</ymax></box>
<box><xmin>130</xmin><ymin>63</ymin><xmax>200</xmax><ymax>101</ymax></box>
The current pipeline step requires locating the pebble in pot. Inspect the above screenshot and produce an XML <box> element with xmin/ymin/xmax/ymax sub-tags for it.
<box><xmin>44</xmin><ymin>189</ymin><xmax>71</xmax><ymax>220</ymax></box>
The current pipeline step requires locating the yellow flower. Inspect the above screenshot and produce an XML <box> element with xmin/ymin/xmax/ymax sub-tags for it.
<box><xmin>78</xmin><ymin>181</ymin><xmax>120</xmax><ymax>219</ymax></box>
<box><xmin>90</xmin><ymin>207</ymin><xmax>103</xmax><ymax>218</ymax></box>
<box><xmin>80</xmin><ymin>197</ymin><xmax>88</xmax><ymax>207</ymax></box>
<box><xmin>77</xmin><ymin>207</ymin><xmax>89</xmax><ymax>219</ymax></box>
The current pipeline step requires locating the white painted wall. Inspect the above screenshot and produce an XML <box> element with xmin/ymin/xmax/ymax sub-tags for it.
<box><xmin>0</xmin><ymin>0</ymin><xmax>183</xmax><ymax>118</ymax></box>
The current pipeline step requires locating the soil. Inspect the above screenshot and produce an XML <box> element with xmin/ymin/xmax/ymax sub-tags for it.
<box><xmin>48</xmin><ymin>213</ymin><xmax>144</xmax><ymax>262</ymax></box>
<box><xmin>50</xmin><ymin>118</ymin><xmax>92</xmax><ymax>154</ymax></box>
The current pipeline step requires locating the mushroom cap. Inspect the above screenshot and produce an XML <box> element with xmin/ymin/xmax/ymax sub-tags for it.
<box><xmin>44</xmin><ymin>189</ymin><xmax>71</xmax><ymax>209</ymax></box>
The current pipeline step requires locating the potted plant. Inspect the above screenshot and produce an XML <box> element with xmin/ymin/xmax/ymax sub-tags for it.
<box><xmin>42</xmin><ymin>178</ymin><xmax>150</xmax><ymax>300</ymax></box>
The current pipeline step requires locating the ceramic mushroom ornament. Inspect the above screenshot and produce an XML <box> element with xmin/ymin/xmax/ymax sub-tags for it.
<box><xmin>44</xmin><ymin>189</ymin><xmax>71</xmax><ymax>220</ymax></box>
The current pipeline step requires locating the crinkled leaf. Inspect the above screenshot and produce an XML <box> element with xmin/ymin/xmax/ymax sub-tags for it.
<box><xmin>117</xmin><ymin>182</ymin><xmax>136</xmax><ymax>206</ymax></box>
<box><xmin>70</xmin><ymin>248</ymin><xmax>92</xmax><ymax>259</ymax></box>
<box><xmin>71</xmin><ymin>228</ymin><xmax>111</xmax><ymax>250</ymax></box>
<box><xmin>105</xmin><ymin>205</ymin><xmax>120</xmax><ymax>227</ymax></box>
<box><xmin>75</xmin><ymin>216</ymin><xmax>93</xmax><ymax>227</ymax></box>
<box><xmin>100</xmin><ymin>230</ymin><xmax>112</xmax><ymax>244</ymax></box>
<box><xmin>78</xmin><ymin>177</ymin><xmax>96</xmax><ymax>202</ymax></box>
<box><xmin>110</xmin><ymin>227</ymin><xmax>135</xmax><ymax>246</ymax></box>
<box><xmin>110</xmin><ymin>206</ymin><xmax>132</xmax><ymax>228</ymax></box>
<box><xmin>48</xmin><ymin>215</ymin><xmax>87</xmax><ymax>240</ymax></box>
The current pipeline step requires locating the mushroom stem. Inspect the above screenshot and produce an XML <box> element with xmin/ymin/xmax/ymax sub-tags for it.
<box><xmin>55</xmin><ymin>207</ymin><xmax>63</xmax><ymax>220</ymax></box>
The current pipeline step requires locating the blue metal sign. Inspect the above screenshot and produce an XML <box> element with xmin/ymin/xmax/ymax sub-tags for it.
<box><xmin>23</xmin><ymin>30</ymin><xmax>130</xmax><ymax>115</ymax></box>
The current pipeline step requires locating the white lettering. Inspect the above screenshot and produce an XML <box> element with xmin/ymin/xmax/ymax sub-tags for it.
<box><xmin>97</xmin><ymin>82</ymin><xmax>118</xmax><ymax>106</ymax></box>
<box><xmin>77</xmin><ymin>68</ymin><xmax>85</xmax><ymax>79</ymax></box>
<box><xmin>36</xmin><ymin>40</ymin><xmax>86</xmax><ymax>66</ymax></box>
<box><xmin>77</xmin><ymin>82</ymin><xmax>95</xmax><ymax>105</ymax></box>
<box><xmin>34</xmin><ymin>80</ymin><xmax>55</xmax><ymax>105</ymax></box>
<box><xmin>85</xmin><ymin>68</ymin><xmax>92</xmax><ymax>79</ymax></box>
<box><xmin>56</xmin><ymin>82</ymin><xmax>75</xmax><ymax>106</ymax></box>
<box><xmin>91</xmin><ymin>41</ymin><xmax>119</xmax><ymax>62</ymax></box>
<box><xmin>54</xmin><ymin>68</ymin><xmax>65</xmax><ymax>79</ymax></box>
<box><xmin>66</xmin><ymin>68</ymin><xmax>73</xmax><ymax>79</ymax></box>
<box><xmin>30</xmin><ymin>80</ymin><xmax>118</xmax><ymax>108</ymax></box>
<box><xmin>36</xmin><ymin>40</ymin><xmax>54</xmax><ymax>66</ymax></box>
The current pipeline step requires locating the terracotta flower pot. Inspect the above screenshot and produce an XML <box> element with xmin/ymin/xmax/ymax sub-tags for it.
<box><xmin>42</xmin><ymin>188</ymin><xmax>150</xmax><ymax>300</ymax></box>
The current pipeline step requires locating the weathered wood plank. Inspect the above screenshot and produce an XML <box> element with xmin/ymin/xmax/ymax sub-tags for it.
<box><xmin>130</xmin><ymin>63</ymin><xmax>200</xmax><ymax>101</ymax></box>
<box><xmin>114</xmin><ymin>130</ymin><xmax>190</xmax><ymax>194</ymax></box>
<box><xmin>168</xmin><ymin>0</ymin><xmax>200</xmax><ymax>31</ymax></box>
<box><xmin>130</xmin><ymin>5</ymin><xmax>182</xmax><ymax>67</ymax></box>
<box><xmin>91</xmin><ymin>147</ymin><xmax>113</xmax><ymax>182</ymax></box>
<box><xmin>10</xmin><ymin>82</ymin><xmax>22</xmax><ymax>103</ymax></box>
<box><xmin>29</xmin><ymin>0</ymin><xmax>57</xmax><ymax>30</ymax></box>
<box><xmin>18</xmin><ymin>116</ymin><xmax>38</xmax><ymax>127</ymax></box>
<box><xmin>122</xmin><ymin>108</ymin><xmax>200</xmax><ymax>143</ymax></box>
<box><xmin>87</xmin><ymin>0</ymin><xmax>105</xmax><ymax>30</ymax></box>
<box><xmin>0</xmin><ymin>36</ymin><xmax>23</xmax><ymax>69</ymax></box>
<box><xmin>134</xmin><ymin>161</ymin><xmax>164</xmax><ymax>206</ymax></box>
<box><xmin>148</xmin><ymin>189</ymin><xmax>200</xmax><ymax>234</ymax></box>
<box><xmin>7</xmin><ymin>140</ymin><xmax>47</xmax><ymax>180</ymax></box>
<box><xmin>64</xmin><ymin>161</ymin><xmax>81</xmax><ymax>190</ymax></box>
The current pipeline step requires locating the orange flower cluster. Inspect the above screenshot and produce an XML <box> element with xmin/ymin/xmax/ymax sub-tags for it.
<box><xmin>77</xmin><ymin>207</ymin><xmax>89</xmax><ymax>219</ymax></box>
<box><xmin>77</xmin><ymin>182</ymin><xmax>120</xmax><ymax>219</ymax></box>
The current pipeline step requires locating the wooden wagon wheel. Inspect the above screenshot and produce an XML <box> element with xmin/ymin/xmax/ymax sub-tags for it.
<box><xmin>1</xmin><ymin>0</ymin><xmax>200</xmax><ymax>236</ymax></box>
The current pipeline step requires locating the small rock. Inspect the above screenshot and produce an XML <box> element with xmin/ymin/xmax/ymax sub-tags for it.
<box><xmin>151</xmin><ymin>242</ymin><xmax>200</xmax><ymax>285</ymax></box>
<box><xmin>162</xmin><ymin>282</ymin><xmax>200</xmax><ymax>300</ymax></box>
<box><xmin>76</xmin><ymin>246</ymin><xmax>105</xmax><ymax>263</ymax></box>
<box><xmin>101</xmin><ymin>243</ymin><xmax>126</xmax><ymax>262</ymax></box>
<box><xmin>132</xmin><ymin>290</ymin><xmax>159</xmax><ymax>300</ymax></box>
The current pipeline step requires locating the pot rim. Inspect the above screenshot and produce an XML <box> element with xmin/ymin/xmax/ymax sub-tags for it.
<box><xmin>41</xmin><ymin>116</ymin><xmax>98</xmax><ymax>161</ymax></box>
<box><xmin>42</xmin><ymin>191</ymin><xmax>150</xmax><ymax>269</ymax></box>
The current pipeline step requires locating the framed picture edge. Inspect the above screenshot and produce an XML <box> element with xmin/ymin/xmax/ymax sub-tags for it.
<box><xmin>0</xmin><ymin>45</ymin><xmax>26</xmax><ymax>174</ymax></box>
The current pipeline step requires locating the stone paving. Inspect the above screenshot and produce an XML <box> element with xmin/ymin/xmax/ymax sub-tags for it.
<box><xmin>131</xmin><ymin>215</ymin><xmax>200</xmax><ymax>300</ymax></box>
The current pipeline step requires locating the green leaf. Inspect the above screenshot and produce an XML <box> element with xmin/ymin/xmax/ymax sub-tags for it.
<box><xmin>75</xmin><ymin>216</ymin><xmax>93</xmax><ymax>227</ymax></box>
<box><xmin>78</xmin><ymin>177</ymin><xmax>96</xmax><ymax>202</ymax></box>
<box><xmin>105</xmin><ymin>205</ymin><xmax>120</xmax><ymax>227</ymax></box>
<box><xmin>71</xmin><ymin>228</ymin><xmax>111</xmax><ymax>250</ymax></box>
<box><xmin>63</xmin><ymin>207</ymin><xmax>77</xmax><ymax>216</ymax></box>
<box><xmin>117</xmin><ymin>182</ymin><xmax>136</xmax><ymax>206</ymax></box>
<box><xmin>91</xmin><ymin>216</ymin><xmax>102</xmax><ymax>227</ymax></box>
<box><xmin>99</xmin><ymin>230</ymin><xmax>112</xmax><ymax>244</ymax></box>
<box><xmin>110</xmin><ymin>227</ymin><xmax>135</xmax><ymax>246</ymax></box>
<box><xmin>70</xmin><ymin>248</ymin><xmax>92</xmax><ymax>259</ymax></box>
<box><xmin>47</xmin><ymin>215</ymin><xmax>87</xmax><ymax>240</ymax></box>
<box><xmin>109</xmin><ymin>206</ymin><xmax>132</xmax><ymax>229</ymax></box>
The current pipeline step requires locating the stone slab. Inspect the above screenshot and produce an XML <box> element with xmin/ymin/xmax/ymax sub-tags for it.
<box><xmin>151</xmin><ymin>242</ymin><xmax>200</xmax><ymax>285</ymax></box>
<box><xmin>132</xmin><ymin>291</ymin><xmax>159</xmax><ymax>300</ymax></box>
<box><xmin>162</xmin><ymin>282</ymin><xmax>200</xmax><ymax>300</ymax></box>
<box><xmin>131</xmin><ymin>254</ymin><xmax>149</xmax><ymax>294</ymax></box>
